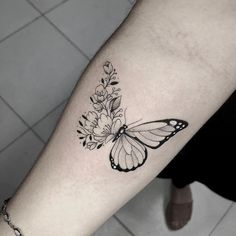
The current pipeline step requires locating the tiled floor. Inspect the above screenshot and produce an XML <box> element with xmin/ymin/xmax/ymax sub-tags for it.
<box><xmin>0</xmin><ymin>0</ymin><xmax>235</xmax><ymax>235</ymax></box>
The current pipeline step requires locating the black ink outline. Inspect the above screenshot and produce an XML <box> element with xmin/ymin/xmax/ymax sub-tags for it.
<box><xmin>77</xmin><ymin>61</ymin><xmax>188</xmax><ymax>172</ymax></box>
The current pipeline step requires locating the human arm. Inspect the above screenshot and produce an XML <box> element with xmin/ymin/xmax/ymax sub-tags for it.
<box><xmin>0</xmin><ymin>0</ymin><xmax>236</xmax><ymax>235</ymax></box>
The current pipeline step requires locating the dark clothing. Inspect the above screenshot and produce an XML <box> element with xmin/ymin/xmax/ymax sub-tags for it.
<box><xmin>158</xmin><ymin>90</ymin><xmax>236</xmax><ymax>202</ymax></box>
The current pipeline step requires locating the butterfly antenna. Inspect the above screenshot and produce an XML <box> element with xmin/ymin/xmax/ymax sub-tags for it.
<box><xmin>127</xmin><ymin>118</ymin><xmax>143</xmax><ymax>128</ymax></box>
<box><xmin>124</xmin><ymin>107</ymin><xmax>127</xmax><ymax>124</ymax></box>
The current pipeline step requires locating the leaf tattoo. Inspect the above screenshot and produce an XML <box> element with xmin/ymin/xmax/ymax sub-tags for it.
<box><xmin>77</xmin><ymin>61</ymin><xmax>188</xmax><ymax>172</ymax></box>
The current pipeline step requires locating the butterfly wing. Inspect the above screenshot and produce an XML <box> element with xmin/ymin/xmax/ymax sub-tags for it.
<box><xmin>110</xmin><ymin>134</ymin><xmax>147</xmax><ymax>172</ymax></box>
<box><xmin>126</xmin><ymin>119</ymin><xmax>188</xmax><ymax>149</ymax></box>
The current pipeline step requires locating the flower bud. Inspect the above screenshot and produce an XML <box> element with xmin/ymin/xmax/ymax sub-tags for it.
<box><xmin>103</xmin><ymin>61</ymin><xmax>113</xmax><ymax>74</ymax></box>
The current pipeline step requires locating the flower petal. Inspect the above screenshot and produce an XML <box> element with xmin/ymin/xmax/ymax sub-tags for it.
<box><xmin>96</xmin><ymin>85</ymin><xmax>105</xmax><ymax>94</ymax></box>
<box><xmin>94</xmin><ymin>135</ymin><xmax>105</xmax><ymax>142</ymax></box>
<box><xmin>93</xmin><ymin>103</ymin><xmax>103</xmax><ymax>112</ymax></box>
<box><xmin>87</xmin><ymin>142</ymin><xmax>97</xmax><ymax>150</ymax></box>
<box><xmin>87</xmin><ymin>111</ymin><xmax>98</xmax><ymax>121</ymax></box>
<box><xmin>112</xmin><ymin>119</ymin><xmax>122</xmax><ymax>134</ymax></box>
<box><xmin>105</xmin><ymin>134</ymin><xmax>115</xmax><ymax>143</ymax></box>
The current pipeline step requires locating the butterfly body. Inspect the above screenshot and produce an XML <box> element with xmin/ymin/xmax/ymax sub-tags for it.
<box><xmin>112</xmin><ymin>124</ymin><xmax>128</xmax><ymax>142</ymax></box>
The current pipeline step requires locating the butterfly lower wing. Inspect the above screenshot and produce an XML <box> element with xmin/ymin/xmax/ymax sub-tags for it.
<box><xmin>110</xmin><ymin>135</ymin><xmax>147</xmax><ymax>172</ymax></box>
<box><xmin>126</xmin><ymin>119</ymin><xmax>188</xmax><ymax>149</ymax></box>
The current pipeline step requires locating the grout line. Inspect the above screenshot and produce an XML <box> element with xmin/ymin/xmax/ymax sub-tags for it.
<box><xmin>0</xmin><ymin>96</ymin><xmax>68</xmax><ymax>154</ymax></box>
<box><xmin>43</xmin><ymin>15</ymin><xmax>90</xmax><ymax>60</ymax></box>
<box><xmin>31</xmin><ymin>98</ymin><xmax>68</xmax><ymax>128</ymax></box>
<box><xmin>24</xmin><ymin>0</ymin><xmax>44</xmax><ymax>14</ymax></box>
<box><xmin>209</xmin><ymin>202</ymin><xmax>234</xmax><ymax>236</ymax></box>
<box><xmin>25</xmin><ymin>0</ymin><xmax>90</xmax><ymax>61</ymax></box>
<box><xmin>127</xmin><ymin>0</ymin><xmax>136</xmax><ymax>6</ymax></box>
<box><xmin>26</xmin><ymin>0</ymin><xmax>70</xmax><ymax>16</ymax></box>
<box><xmin>0</xmin><ymin>96</ymin><xmax>45</xmax><ymax>144</ymax></box>
<box><xmin>0</xmin><ymin>129</ymin><xmax>30</xmax><ymax>155</ymax></box>
<box><xmin>0</xmin><ymin>15</ymin><xmax>41</xmax><ymax>45</ymax></box>
<box><xmin>114</xmin><ymin>215</ymin><xmax>136</xmax><ymax>236</ymax></box>
<box><xmin>42</xmin><ymin>0</ymin><xmax>70</xmax><ymax>15</ymax></box>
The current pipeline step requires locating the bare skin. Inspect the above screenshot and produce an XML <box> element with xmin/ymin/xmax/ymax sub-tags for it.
<box><xmin>0</xmin><ymin>0</ymin><xmax>236</xmax><ymax>235</ymax></box>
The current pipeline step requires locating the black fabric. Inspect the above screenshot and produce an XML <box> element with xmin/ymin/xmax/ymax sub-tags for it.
<box><xmin>158</xmin><ymin>90</ymin><xmax>236</xmax><ymax>202</ymax></box>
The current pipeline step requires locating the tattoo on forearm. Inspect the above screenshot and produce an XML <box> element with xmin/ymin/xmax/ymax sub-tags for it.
<box><xmin>77</xmin><ymin>61</ymin><xmax>188</xmax><ymax>172</ymax></box>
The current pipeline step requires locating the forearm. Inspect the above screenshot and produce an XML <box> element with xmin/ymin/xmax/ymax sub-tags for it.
<box><xmin>1</xmin><ymin>0</ymin><xmax>236</xmax><ymax>235</ymax></box>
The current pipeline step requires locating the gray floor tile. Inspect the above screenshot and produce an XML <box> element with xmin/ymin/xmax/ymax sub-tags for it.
<box><xmin>28</xmin><ymin>0</ymin><xmax>67</xmax><ymax>13</ymax></box>
<box><xmin>47</xmin><ymin>0</ymin><xmax>132</xmax><ymax>58</ymax></box>
<box><xmin>0</xmin><ymin>0</ymin><xmax>39</xmax><ymax>41</ymax></box>
<box><xmin>33</xmin><ymin>100</ymin><xmax>67</xmax><ymax>142</ymax></box>
<box><xmin>93</xmin><ymin>216</ymin><xmax>131</xmax><ymax>236</ymax></box>
<box><xmin>0</xmin><ymin>18</ymin><xmax>88</xmax><ymax>126</ymax></box>
<box><xmin>211</xmin><ymin>204</ymin><xmax>236</xmax><ymax>236</ymax></box>
<box><xmin>128</xmin><ymin>0</ymin><xmax>136</xmax><ymax>5</ymax></box>
<box><xmin>0</xmin><ymin>98</ymin><xmax>28</xmax><ymax>151</ymax></box>
<box><xmin>116</xmin><ymin>180</ymin><xmax>232</xmax><ymax>236</ymax></box>
<box><xmin>0</xmin><ymin>131</ymin><xmax>44</xmax><ymax>204</ymax></box>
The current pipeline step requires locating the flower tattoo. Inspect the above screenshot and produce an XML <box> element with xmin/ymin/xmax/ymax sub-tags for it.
<box><xmin>77</xmin><ymin>61</ymin><xmax>188</xmax><ymax>172</ymax></box>
<box><xmin>77</xmin><ymin>61</ymin><xmax>123</xmax><ymax>150</ymax></box>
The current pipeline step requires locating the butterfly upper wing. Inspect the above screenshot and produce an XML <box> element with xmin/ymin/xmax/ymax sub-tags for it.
<box><xmin>126</xmin><ymin>119</ymin><xmax>188</xmax><ymax>149</ymax></box>
<box><xmin>109</xmin><ymin>119</ymin><xmax>188</xmax><ymax>172</ymax></box>
<box><xmin>110</xmin><ymin>134</ymin><xmax>147</xmax><ymax>172</ymax></box>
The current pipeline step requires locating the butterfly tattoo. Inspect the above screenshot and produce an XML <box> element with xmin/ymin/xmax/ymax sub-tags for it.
<box><xmin>77</xmin><ymin>61</ymin><xmax>188</xmax><ymax>172</ymax></box>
